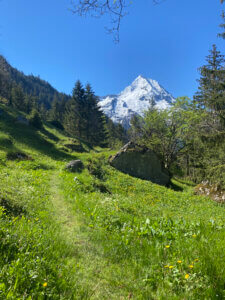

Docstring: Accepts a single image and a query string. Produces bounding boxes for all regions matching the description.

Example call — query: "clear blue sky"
[0,0,224,98]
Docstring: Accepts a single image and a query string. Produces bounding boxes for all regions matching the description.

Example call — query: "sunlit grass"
[0,103,224,299]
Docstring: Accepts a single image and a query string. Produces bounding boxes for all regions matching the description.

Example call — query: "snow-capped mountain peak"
[99,75,175,128]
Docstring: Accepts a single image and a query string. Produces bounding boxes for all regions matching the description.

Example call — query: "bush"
[6,151,32,161]
[86,156,108,180]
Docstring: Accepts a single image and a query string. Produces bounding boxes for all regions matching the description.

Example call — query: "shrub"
[6,151,32,161]
[86,156,107,180]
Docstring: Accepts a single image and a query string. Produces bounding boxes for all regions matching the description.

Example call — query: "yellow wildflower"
[165,245,170,248]
[164,265,169,268]
[177,260,182,264]
[185,274,189,279]
[192,234,197,238]
[189,265,194,268]
[43,282,47,287]
[169,266,174,269]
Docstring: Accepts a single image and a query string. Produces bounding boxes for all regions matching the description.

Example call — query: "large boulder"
[65,160,84,172]
[109,142,170,186]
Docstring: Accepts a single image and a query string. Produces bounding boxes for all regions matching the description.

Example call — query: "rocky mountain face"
[98,75,175,128]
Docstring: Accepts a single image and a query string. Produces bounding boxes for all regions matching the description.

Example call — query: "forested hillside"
[0,55,70,108]
[0,56,127,148]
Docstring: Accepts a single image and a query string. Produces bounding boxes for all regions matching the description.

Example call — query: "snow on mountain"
[98,75,175,128]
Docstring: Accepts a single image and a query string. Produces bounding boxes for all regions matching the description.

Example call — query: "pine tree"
[11,85,25,111]
[218,11,225,39]
[64,80,86,138]
[49,95,61,121]
[194,44,225,124]
[28,109,43,129]
[84,83,108,145]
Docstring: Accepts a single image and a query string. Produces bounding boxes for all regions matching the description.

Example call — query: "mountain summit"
[98,75,175,128]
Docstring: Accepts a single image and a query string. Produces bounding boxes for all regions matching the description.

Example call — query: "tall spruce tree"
[84,83,108,145]
[11,85,25,111]
[64,80,86,138]
[218,11,225,39]
[194,44,225,125]
[49,95,61,121]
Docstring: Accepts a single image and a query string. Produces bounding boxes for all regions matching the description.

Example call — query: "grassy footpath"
[0,104,225,299]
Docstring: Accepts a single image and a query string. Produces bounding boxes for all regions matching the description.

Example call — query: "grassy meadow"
[0,103,224,299]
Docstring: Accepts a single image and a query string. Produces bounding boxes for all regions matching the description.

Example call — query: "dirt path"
[49,171,80,241]
[49,170,113,299]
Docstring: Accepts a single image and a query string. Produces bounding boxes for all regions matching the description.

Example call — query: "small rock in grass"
[65,160,84,172]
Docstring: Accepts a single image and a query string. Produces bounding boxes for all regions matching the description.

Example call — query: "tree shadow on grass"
[168,181,184,192]
[0,110,76,161]
[175,178,196,187]
[41,127,60,142]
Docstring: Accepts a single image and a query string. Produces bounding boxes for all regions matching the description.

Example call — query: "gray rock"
[65,160,84,172]
[109,141,170,186]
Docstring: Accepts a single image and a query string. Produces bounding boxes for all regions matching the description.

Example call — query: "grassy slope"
[0,103,224,299]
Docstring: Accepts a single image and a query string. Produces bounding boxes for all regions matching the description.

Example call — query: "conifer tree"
[64,80,86,138]
[49,95,61,121]
[84,83,108,145]
[194,44,225,125]
[218,11,225,39]
[11,85,25,111]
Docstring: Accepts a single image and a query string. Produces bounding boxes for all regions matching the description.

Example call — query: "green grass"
[0,103,224,299]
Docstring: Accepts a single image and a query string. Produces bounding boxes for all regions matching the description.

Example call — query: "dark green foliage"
[194,45,225,125]
[64,80,85,138]
[84,83,108,145]
[92,181,111,193]
[0,197,26,217]
[105,116,128,148]
[11,85,25,111]
[87,156,108,180]
[218,11,225,39]
[64,81,108,146]
[28,109,43,129]
[6,151,32,161]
